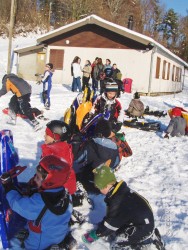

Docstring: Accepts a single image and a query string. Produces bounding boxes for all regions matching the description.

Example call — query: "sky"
[161,0,188,16]
[0,36,188,249]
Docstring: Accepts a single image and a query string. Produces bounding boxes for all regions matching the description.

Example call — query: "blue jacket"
[42,70,53,91]
[6,187,72,250]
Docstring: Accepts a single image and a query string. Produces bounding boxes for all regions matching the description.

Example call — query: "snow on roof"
[15,14,188,67]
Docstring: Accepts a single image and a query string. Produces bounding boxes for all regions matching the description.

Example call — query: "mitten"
[1,172,15,193]
[112,122,122,133]
[82,230,99,244]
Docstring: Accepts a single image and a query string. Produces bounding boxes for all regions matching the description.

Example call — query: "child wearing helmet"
[89,79,124,134]
[164,107,186,138]
[41,63,53,110]
[41,120,76,195]
[82,165,165,250]
[27,120,76,195]
[1,155,73,250]
[125,92,145,118]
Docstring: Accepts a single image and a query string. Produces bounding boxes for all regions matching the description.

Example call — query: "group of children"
[0,66,187,249]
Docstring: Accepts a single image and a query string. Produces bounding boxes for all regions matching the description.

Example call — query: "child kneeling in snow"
[82,165,165,250]
[1,155,73,250]
[164,107,186,138]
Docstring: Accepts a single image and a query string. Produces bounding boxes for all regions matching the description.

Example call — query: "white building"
[14,15,188,95]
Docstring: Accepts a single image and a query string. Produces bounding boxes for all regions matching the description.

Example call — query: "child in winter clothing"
[41,120,76,195]
[41,63,53,110]
[164,107,186,138]
[72,118,120,194]
[126,92,145,117]
[89,79,124,134]
[1,155,73,250]
[82,165,164,250]
[0,73,41,131]
[82,60,92,91]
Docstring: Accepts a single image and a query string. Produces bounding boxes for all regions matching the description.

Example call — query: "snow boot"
[48,232,77,250]
[70,209,86,226]
[7,110,17,125]
[31,119,43,132]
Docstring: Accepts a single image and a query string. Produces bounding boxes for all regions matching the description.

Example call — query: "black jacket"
[73,137,120,193]
[96,181,154,237]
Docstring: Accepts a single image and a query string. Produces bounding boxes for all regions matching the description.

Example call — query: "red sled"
[2,108,28,119]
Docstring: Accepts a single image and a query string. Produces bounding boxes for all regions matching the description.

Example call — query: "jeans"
[72,77,82,92]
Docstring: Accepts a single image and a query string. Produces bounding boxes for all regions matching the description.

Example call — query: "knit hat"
[105,81,118,92]
[93,165,116,190]
[94,119,112,138]
[171,107,182,117]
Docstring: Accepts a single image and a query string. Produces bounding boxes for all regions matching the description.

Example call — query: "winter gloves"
[82,230,99,244]
[112,121,122,133]
[0,172,15,193]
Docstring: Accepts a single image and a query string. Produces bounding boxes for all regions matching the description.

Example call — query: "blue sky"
[161,0,188,16]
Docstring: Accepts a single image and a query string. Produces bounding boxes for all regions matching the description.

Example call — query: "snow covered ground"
[0,36,188,250]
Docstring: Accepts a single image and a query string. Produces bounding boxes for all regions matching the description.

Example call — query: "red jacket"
[41,142,76,195]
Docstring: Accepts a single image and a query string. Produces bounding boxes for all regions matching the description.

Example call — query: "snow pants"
[9,94,35,121]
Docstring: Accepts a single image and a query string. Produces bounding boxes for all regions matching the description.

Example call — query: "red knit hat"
[45,127,61,141]
[171,107,182,117]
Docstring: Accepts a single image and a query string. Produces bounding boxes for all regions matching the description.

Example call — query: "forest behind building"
[0,0,188,63]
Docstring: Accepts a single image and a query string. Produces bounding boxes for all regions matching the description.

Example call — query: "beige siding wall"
[17,50,45,81]
[150,51,184,93]
[46,46,151,92]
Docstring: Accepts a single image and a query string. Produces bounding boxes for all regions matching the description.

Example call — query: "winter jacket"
[96,181,154,238]
[104,65,113,78]
[82,64,92,78]
[166,116,186,137]
[90,93,124,123]
[93,64,104,80]
[112,68,121,80]
[72,63,82,78]
[42,70,53,91]
[127,99,145,117]
[41,142,76,195]
[6,187,72,250]
[73,137,120,193]
[0,74,31,98]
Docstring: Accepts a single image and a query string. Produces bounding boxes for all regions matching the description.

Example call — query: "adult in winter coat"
[72,57,82,92]
[72,119,120,194]
[164,107,186,138]
[91,57,98,91]
[0,73,41,130]
[41,63,53,110]
[126,92,145,117]
[82,60,92,91]
[93,58,104,93]
[82,165,165,250]
[90,79,124,134]
[1,155,73,250]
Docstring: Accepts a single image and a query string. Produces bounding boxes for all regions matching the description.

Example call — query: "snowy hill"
[0,36,188,250]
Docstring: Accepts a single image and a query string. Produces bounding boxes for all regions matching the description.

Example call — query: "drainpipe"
[148,46,157,96]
